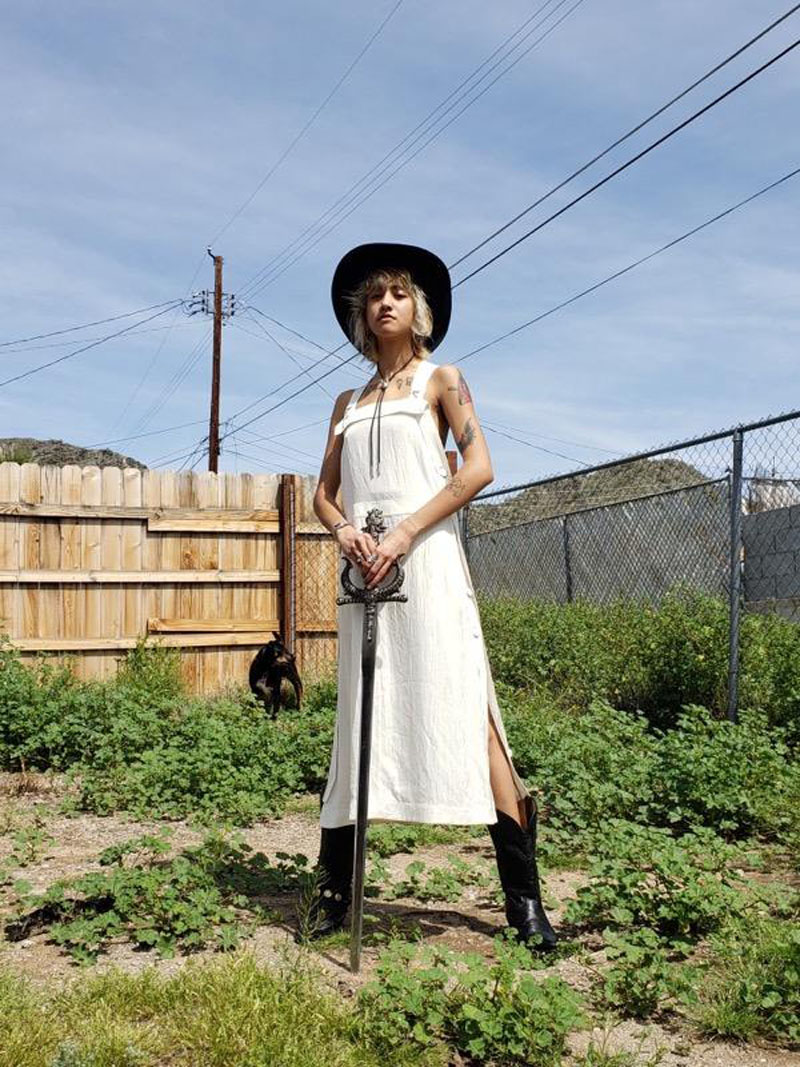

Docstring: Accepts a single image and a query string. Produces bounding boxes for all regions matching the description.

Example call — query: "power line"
[211,447,315,475]
[0,302,182,389]
[128,329,211,434]
[222,340,353,427]
[113,155,800,465]
[116,1,577,456]
[484,418,625,456]
[453,164,800,365]
[482,421,593,467]
[88,417,208,449]
[106,305,192,437]
[0,320,198,356]
[229,317,364,383]
[88,409,329,453]
[237,310,336,400]
[174,7,800,454]
[238,0,585,300]
[449,2,800,272]
[177,436,210,473]
[236,0,564,297]
[210,162,800,442]
[234,426,322,462]
[125,3,403,440]
[234,433,318,465]
[452,36,800,287]
[209,0,404,249]
[0,300,181,349]
[232,324,625,458]
[245,304,363,366]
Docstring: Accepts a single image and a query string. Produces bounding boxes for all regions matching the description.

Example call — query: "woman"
[302,242,557,952]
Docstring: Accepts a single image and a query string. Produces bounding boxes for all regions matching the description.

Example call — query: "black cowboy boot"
[488,795,558,952]
[295,822,355,942]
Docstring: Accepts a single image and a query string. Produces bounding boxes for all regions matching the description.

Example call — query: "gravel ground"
[1,777,798,1067]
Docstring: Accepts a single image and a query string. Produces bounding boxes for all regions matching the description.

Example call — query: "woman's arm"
[361,364,493,587]
[313,390,349,531]
[313,390,380,568]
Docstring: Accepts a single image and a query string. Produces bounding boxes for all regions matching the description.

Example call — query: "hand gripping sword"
[337,507,407,973]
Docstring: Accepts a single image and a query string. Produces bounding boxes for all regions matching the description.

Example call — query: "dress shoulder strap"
[411,358,437,397]
[333,382,368,436]
[345,383,367,412]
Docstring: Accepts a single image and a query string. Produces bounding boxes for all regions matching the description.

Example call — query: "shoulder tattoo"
[446,369,473,406]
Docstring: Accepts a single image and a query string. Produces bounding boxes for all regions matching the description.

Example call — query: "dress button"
[466,589,474,598]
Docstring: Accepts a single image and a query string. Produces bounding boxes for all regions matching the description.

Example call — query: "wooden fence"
[0,462,338,693]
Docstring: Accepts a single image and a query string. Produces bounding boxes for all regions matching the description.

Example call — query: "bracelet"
[332,519,352,534]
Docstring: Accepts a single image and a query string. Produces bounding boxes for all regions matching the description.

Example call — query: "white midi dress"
[319,358,531,828]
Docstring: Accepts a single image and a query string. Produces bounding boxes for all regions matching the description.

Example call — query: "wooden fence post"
[280,473,297,652]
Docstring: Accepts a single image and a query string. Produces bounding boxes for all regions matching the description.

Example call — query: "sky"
[1,0,798,489]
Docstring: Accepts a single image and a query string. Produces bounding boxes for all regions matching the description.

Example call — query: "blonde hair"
[345,269,434,363]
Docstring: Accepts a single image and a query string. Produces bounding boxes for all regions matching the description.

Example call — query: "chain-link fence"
[463,410,800,720]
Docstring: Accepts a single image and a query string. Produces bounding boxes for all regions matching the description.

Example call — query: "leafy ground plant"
[4,831,310,963]
[688,910,800,1046]
[479,588,800,737]
[353,932,585,1066]
[593,927,699,1022]
[0,803,55,895]
[564,820,752,948]
[365,820,483,857]
[365,854,494,903]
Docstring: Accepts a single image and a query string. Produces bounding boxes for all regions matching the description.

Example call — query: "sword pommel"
[362,507,386,542]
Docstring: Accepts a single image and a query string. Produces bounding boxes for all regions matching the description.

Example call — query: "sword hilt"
[337,506,408,607]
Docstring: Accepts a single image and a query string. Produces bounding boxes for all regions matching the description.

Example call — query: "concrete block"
[760,552,796,579]
[743,527,774,555]
[744,508,791,545]
[743,553,764,579]
[744,574,777,600]
[775,569,800,599]
[774,525,800,554]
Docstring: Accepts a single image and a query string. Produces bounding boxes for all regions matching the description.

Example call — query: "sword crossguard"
[337,506,408,606]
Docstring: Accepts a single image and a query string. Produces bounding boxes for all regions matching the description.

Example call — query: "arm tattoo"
[457,417,476,454]
[445,370,473,406]
[446,475,466,498]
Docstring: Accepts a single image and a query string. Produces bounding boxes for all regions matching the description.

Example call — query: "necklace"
[368,353,417,478]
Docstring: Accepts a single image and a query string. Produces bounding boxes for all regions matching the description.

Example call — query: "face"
[364,277,415,343]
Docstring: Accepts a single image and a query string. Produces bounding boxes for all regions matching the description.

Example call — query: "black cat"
[248,634,303,718]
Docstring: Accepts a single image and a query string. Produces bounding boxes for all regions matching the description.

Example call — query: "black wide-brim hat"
[331,242,452,352]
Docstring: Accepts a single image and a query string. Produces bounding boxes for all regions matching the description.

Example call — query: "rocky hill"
[468,456,713,533]
[0,438,146,470]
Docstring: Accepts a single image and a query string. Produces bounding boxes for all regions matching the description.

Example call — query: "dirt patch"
[1,786,797,1067]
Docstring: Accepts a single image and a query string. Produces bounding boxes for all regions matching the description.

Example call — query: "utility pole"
[208,250,223,473]
[186,252,237,473]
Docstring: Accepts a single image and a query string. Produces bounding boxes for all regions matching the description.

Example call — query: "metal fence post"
[562,514,574,603]
[727,430,744,723]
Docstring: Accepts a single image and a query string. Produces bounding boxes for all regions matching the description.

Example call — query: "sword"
[337,506,407,973]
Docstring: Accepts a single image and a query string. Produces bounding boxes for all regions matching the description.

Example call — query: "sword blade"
[350,599,378,973]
